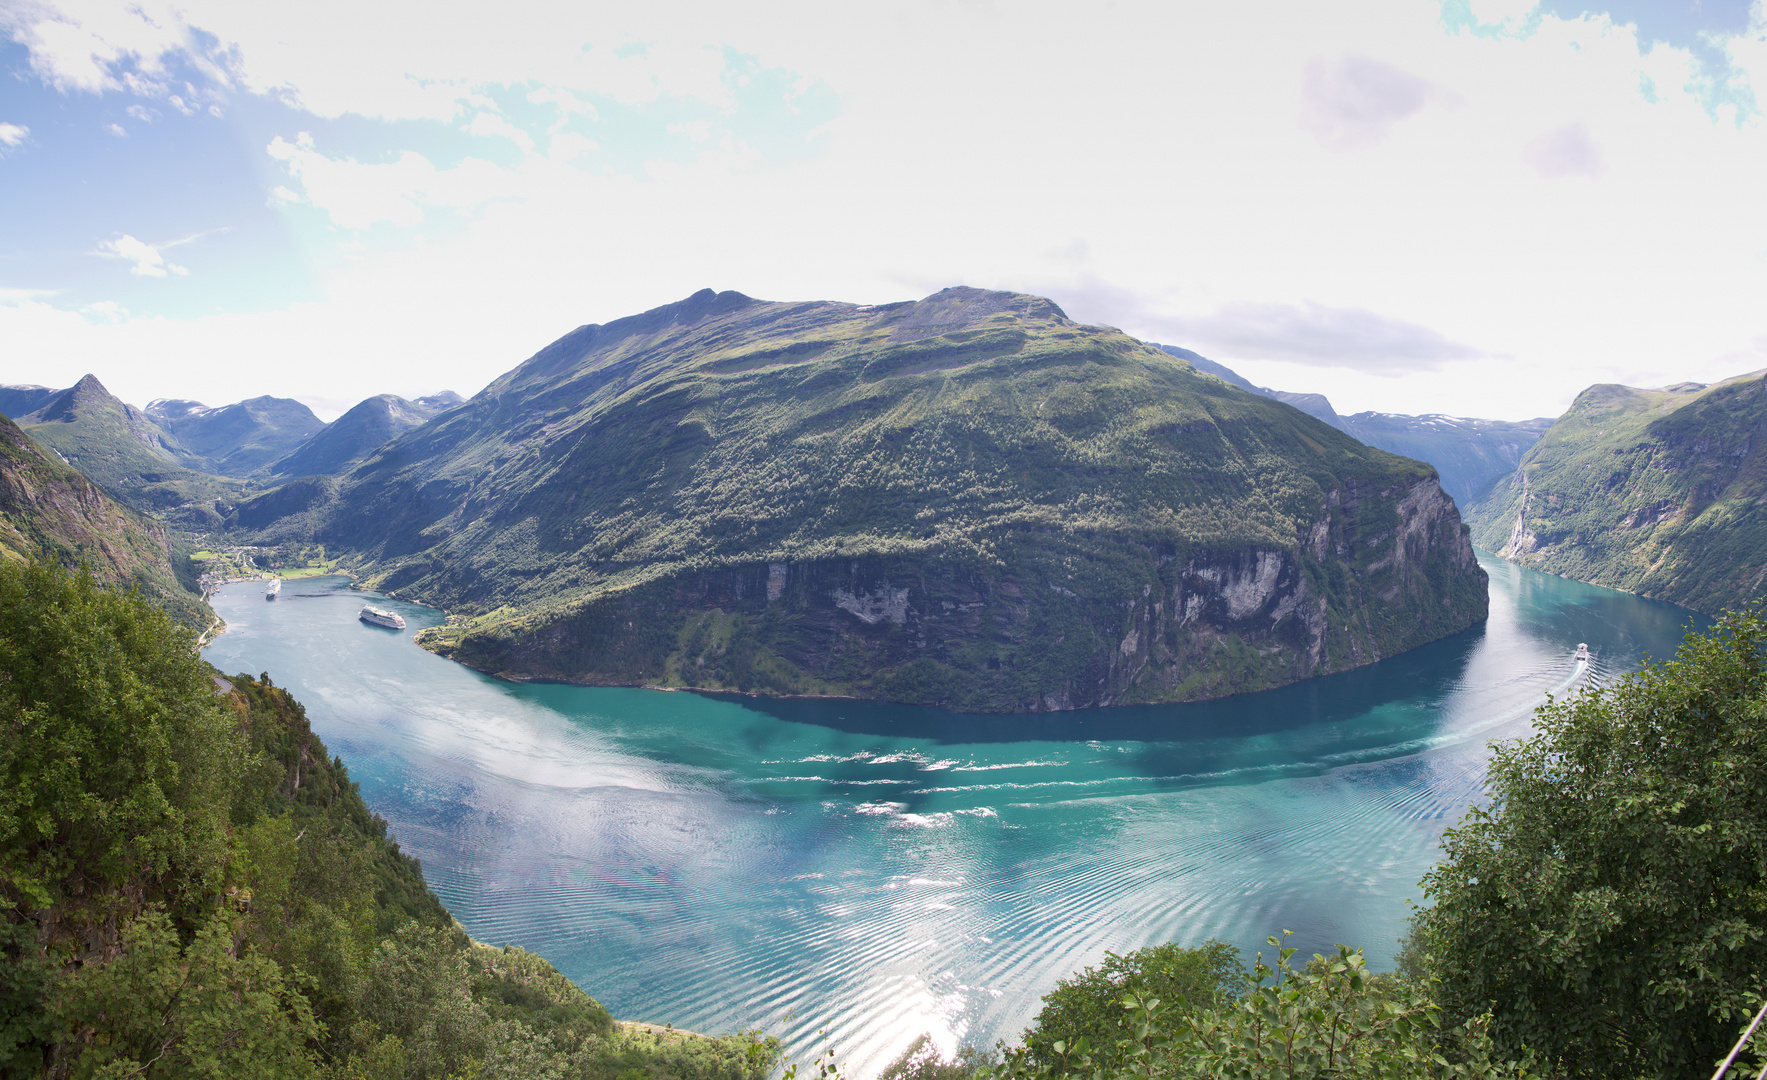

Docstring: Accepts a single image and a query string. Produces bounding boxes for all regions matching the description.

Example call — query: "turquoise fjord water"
[205,552,1703,1077]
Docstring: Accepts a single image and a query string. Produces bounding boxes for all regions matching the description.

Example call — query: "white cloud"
[1301,56,1433,150]
[465,111,535,152]
[667,119,714,144]
[1467,0,1538,29]
[96,234,187,277]
[1,1,214,95]
[5,0,1767,423]
[546,132,599,162]
[266,135,524,230]
[103,121,125,136]
[0,122,28,147]
[1525,122,1603,177]
[81,300,127,321]
[1140,302,1489,375]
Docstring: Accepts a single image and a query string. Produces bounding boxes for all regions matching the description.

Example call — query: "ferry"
[1575,642,1590,662]
[359,605,406,630]
[265,578,281,600]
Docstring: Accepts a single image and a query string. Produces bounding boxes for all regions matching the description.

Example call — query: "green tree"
[1021,939,1244,1070]
[1417,610,1767,1078]
[50,908,319,1079]
[0,560,237,920]
[990,938,1522,1080]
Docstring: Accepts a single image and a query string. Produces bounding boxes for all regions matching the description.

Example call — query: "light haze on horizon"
[2,0,1765,422]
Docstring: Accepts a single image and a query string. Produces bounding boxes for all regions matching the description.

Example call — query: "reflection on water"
[206,552,1705,1077]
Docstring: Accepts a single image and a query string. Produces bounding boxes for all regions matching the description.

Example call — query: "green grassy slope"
[0,412,208,624]
[243,287,1487,711]
[18,374,253,524]
[1466,370,1767,615]
[1155,347,1551,506]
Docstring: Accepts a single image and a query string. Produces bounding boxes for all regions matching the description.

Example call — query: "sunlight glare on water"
[204,552,1704,1077]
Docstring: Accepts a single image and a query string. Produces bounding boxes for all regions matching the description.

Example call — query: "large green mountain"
[15,375,251,525]
[1158,347,1551,506]
[1466,370,1767,616]
[267,391,462,478]
[243,287,1487,711]
[0,412,207,623]
[145,394,327,476]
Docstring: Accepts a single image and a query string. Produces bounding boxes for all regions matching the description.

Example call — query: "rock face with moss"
[1467,370,1767,616]
[259,287,1485,711]
[0,412,207,624]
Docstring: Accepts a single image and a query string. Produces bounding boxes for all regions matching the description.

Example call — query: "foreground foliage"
[1416,609,1767,1078]
[982,939,1523,1080]
[0,559,780,1080]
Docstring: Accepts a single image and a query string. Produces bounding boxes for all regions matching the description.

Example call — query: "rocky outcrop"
[0,414,208,624]
[421,472,1483,713]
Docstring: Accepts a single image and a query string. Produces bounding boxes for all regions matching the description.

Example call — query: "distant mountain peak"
[883,287,1070,344]
[30,374,123,424]
[146,398,211,421]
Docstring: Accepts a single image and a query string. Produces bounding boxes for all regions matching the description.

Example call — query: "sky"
[2,0,1766,421]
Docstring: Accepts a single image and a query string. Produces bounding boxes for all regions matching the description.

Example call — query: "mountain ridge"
[1465,369,1767,615]
[238,286,1488,712]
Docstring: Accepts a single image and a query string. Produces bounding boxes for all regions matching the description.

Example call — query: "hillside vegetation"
[1157,347,1551,506]
[0,413,206,625]
[0,559,779,1080]
[12,375,252,527]
[238,287,1487,712]
[1467,370,1767,615]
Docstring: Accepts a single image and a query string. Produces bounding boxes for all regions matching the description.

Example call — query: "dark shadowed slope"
[146,394,327,476]
[0,384,59,418]
[268,392,460,478]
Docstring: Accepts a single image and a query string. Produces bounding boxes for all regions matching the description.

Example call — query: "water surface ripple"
[205,553,1703,1076]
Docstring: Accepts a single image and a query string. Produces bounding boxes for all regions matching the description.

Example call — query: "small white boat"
[265,578,281,600]
[1575,642,1590,662]
[359,605,406,630]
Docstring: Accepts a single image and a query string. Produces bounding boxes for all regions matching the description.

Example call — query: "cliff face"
[1467,370,1767,616]
[423,473,1482,712]
[258,286,1488,712]
[0,414,208,624]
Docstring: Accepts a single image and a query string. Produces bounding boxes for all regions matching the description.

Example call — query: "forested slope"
[0,560,778,1080]
[1467,370,1767,615]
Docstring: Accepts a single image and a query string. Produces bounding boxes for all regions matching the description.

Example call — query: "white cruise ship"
[359,605,406,629]
[265,578,281,600]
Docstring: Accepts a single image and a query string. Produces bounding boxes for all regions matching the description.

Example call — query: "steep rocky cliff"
[247,287,1486,711]
[1467,370,1767,615]
[0,413,207,624]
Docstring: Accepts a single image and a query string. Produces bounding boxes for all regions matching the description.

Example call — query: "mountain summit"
[245,287,1487,711]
